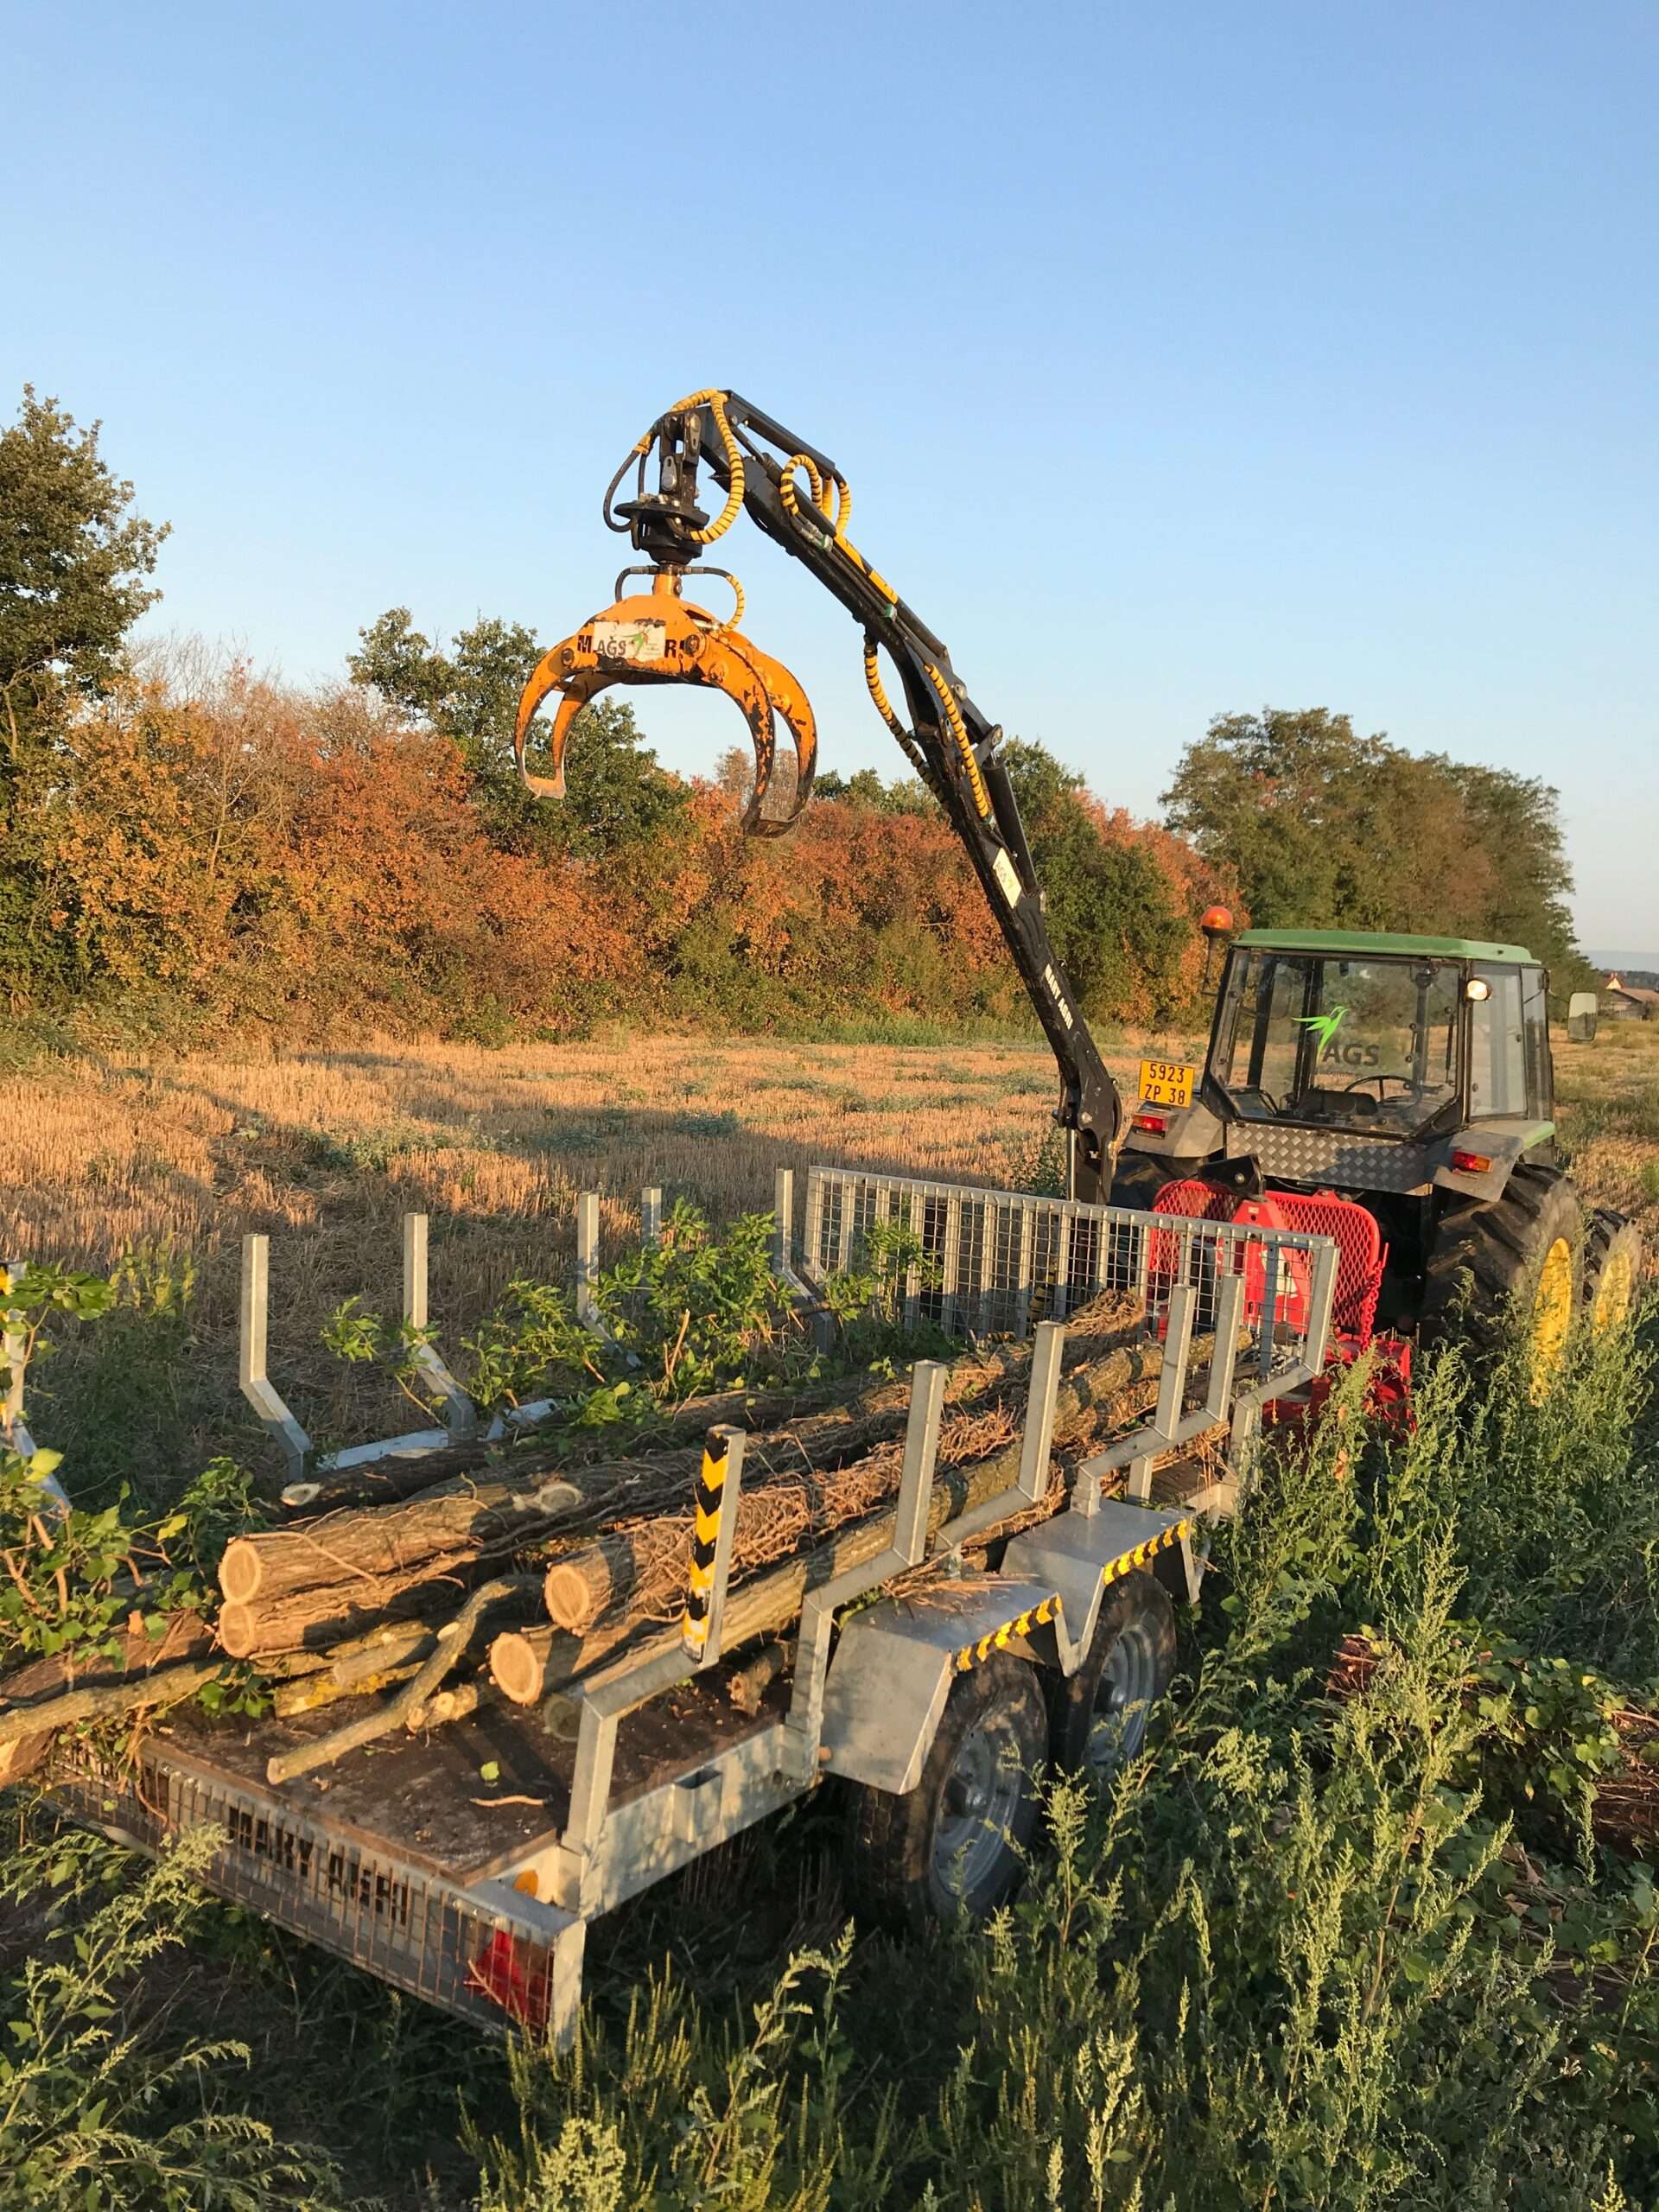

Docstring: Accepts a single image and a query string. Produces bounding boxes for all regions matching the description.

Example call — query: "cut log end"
[542,1553,621,1633]
[491,1629,551,1707]
[217,1537,265,1606]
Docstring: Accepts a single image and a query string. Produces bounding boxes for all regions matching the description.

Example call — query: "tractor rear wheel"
[1419,1163,1584,1396]
[1584,1211,1643,1338]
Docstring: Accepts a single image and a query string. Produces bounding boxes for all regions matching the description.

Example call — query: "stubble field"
[3,1020,1655,1500]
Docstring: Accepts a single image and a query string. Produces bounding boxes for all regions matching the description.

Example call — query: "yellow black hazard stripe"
[680,1434,730,1659]
[1099,1517,1193,1589]
[954,1592,1065,1675]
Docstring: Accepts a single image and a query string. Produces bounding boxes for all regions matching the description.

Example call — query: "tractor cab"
[1207,931,1553,1147]
[1109,930,1635,1389]
[1122,931,1557,1207]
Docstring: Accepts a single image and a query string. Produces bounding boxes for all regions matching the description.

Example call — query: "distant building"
[1604,975,1659,1020]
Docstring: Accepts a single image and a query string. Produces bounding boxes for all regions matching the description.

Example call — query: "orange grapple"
[512,569,817,836]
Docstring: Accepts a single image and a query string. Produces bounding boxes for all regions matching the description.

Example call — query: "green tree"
[0,389,168,762]
[0,388,168,995]
[1427,754,1587,982]
[1001,738,1191,1021]
[349,607,688,860]
[1162,707,1589,979]
[812,766,933,813]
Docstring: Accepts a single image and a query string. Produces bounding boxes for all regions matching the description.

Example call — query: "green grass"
[7,1298,1659,2208]
[783,1010,1041,1046]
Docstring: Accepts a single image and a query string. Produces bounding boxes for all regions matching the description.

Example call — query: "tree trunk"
[276,1369,930,1514]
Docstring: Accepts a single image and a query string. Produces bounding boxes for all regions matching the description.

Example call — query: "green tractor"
[1111,929,1641,1393]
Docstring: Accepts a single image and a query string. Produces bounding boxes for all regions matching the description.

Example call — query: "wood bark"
[0,1656,228,1747]
[491,1333,1173,1706]
[277,1370,884,1514]
[219,1302,1138,1660]
[264,1577,536,1784]
[215,1478,585,1656]
[540,1337,1171,1637]
[0,1612,219,1775]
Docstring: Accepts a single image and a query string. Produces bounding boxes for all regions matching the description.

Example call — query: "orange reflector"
[1452,1148,1493,1174]
[1133,1112,1168,1135]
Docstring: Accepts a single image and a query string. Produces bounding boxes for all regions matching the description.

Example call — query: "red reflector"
[1452,1148,1493,1174]
[467,1929,553,2032]
[1133,1113,1168,1135]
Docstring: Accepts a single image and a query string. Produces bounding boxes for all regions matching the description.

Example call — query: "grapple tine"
[737,639,817,836]
[511,569,816,837]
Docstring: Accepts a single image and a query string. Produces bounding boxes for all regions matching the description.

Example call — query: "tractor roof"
[1234,929,1537,963]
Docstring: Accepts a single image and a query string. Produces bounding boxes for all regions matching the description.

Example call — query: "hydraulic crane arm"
[512,390,1123,1199]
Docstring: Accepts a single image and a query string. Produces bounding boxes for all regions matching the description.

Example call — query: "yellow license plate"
[1138,1058,1196,1109]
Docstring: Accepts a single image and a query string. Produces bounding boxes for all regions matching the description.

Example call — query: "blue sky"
[6,0,1656,954]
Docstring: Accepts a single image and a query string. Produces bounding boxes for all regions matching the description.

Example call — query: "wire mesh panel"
[49,1747,555,2035]
[800,1166,1334,1385]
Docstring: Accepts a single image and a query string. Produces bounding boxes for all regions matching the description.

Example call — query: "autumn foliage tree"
[0,389,168,998]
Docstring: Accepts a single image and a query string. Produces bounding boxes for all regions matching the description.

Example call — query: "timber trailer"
[41,387,1640,2036]
[54,1168,1341,2040]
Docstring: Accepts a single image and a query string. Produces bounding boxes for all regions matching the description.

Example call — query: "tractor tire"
[842,1653,1046,1932]
[1585,1211,1643,1338]
[1419,1162,1584,1395]
[1048,1571,1175,1784]
[1109,1154,1173,1211]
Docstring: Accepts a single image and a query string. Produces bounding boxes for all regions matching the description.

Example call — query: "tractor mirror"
[1567,991,1599,1043]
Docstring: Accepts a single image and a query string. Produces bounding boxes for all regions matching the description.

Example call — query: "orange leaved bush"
[13,660,1231,1041]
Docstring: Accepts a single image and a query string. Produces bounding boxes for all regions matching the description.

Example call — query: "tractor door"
[1467,963,1553,1125]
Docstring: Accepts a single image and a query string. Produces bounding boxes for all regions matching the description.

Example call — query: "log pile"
[4,1291,1203,1784]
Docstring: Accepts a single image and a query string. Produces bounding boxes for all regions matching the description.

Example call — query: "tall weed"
[0,1825,343,2210]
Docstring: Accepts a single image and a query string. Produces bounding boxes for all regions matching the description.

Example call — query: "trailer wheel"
[843,1654,1046,1930]
[1049,1571,1174,1783]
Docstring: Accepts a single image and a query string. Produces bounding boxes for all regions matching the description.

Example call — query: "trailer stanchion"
[2,1257,72,1518]
[682,1427,747,1669]
[785,1360,948,1767]
[575,1192,635,1364]
[1204,1273,1247,1423]
[402,1213,477,1440]
[1127,1283,1196,1503]
[238,1235,313,1480]
[575,1192,602,1335]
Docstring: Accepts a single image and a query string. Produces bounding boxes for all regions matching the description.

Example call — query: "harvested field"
[3,1022,1652,1502]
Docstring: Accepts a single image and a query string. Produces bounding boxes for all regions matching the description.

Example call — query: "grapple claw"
[513,570,817,833]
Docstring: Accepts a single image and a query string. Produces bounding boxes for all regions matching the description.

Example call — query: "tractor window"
[1468,966,1528,1118]
[1214,951,1461,1136]
[1227,955,1306,1108]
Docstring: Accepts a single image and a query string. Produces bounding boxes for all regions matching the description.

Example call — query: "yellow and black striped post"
[681,1425,745,1666]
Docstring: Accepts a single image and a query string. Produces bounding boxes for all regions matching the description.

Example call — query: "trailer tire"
[843,1654,1046,1931]
[1048,1571,1174,1783]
